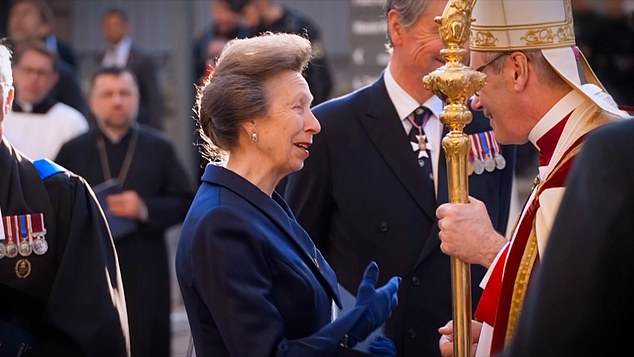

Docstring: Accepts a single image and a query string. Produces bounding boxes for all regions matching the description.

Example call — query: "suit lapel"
[359,78,437,220]
[126,47,138,68]
[202,165,342,307]
[414,125,450,266]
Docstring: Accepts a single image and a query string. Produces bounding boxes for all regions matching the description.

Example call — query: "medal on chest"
[1,213,48,278]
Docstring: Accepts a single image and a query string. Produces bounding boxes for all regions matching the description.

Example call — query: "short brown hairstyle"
[90,66,138,94]
[196,32,312,162]
[11,40,58,72]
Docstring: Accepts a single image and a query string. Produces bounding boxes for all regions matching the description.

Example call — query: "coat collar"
[201,164,342,307]
[360,75,438,220]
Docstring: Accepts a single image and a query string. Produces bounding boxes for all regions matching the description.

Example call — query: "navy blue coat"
[176,165,369,357]
[285,76,516,357]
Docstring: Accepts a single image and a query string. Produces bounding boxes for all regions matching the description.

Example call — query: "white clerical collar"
[383,63,443,120]
[17,101,33,113]
[528,89,586,150]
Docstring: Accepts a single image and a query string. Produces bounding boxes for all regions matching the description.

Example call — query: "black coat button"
[407,328,417,339]
[379,221,389,232]
[411,276,420,286]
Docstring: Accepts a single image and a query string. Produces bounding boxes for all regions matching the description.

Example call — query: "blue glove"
[368,336,396,357]
[348,261,400,344]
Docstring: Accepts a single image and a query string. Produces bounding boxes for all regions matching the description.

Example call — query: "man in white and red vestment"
[435,0,630,356]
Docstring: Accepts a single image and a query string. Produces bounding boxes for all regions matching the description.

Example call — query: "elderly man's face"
[90,72,139,132]
[389,0,447,81]
[12,49,58,105]
[470,51,529,144]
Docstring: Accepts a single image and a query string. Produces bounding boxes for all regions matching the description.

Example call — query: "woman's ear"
[241,119,256,132]
[240,119,257,141]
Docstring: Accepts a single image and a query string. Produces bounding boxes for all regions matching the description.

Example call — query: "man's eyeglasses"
[473,52,511,97]
[474,52,511,73]
[16,66,55,79]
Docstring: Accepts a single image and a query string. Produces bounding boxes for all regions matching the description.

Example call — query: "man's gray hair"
[384,0,431,47]
[483,50,568,90]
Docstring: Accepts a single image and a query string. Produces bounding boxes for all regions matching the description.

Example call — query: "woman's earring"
[250,131,258,143]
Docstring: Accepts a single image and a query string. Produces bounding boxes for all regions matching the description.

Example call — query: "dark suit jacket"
[99,44,164,130]
[498,119,634,357]
[126,46,164,130]
[176,165,370,357]
[285,76,516,357]
[49,57,89,118]
[50,36,78,71]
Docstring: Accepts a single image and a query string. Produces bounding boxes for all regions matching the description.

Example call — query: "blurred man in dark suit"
[245,0,333,106]
[100,8,164,131]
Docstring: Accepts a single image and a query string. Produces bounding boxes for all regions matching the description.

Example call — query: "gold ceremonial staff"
[423,1,484,356]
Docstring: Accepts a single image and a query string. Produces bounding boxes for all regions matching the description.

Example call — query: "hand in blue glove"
[368,336,397,357]
[348,261,400,344]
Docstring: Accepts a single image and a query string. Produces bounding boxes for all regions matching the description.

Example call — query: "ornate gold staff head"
[423,0,485,131]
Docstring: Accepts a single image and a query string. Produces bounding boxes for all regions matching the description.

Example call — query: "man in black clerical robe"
[0,44,129,357]
[56,66,193,357]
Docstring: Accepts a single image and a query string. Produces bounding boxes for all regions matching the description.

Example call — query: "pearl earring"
[250,131,258,143]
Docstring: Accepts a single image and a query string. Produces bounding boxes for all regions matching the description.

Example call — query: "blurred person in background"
[7,0,87,117]
[571,0,602,61]
[100,8,164,131]
[7,0,88,116]
[56,67,193,357]
[590,0,634,107]
[193,0,253,84]
[4,40,87,160]
[192,0,254,182]
[8,0,76,70]
[244,0,333,106]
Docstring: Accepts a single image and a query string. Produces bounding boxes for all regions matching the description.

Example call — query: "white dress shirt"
[384,64,443,196]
